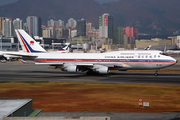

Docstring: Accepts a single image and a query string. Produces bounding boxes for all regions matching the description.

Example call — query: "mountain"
[0,0,116,6]
[0,0,105,26]
[94,0,118,4]
[103,0,180,35]
[0,0,18,6]
[0,0,180,35]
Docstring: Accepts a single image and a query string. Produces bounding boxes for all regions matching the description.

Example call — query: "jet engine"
[64,65,78,72]
[95,67,109,74]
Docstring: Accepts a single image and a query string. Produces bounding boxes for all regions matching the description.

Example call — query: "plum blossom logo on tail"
[30,41,34,45]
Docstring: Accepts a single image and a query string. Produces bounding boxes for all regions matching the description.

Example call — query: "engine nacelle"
[96,67,109,74]
[64,65,78,72]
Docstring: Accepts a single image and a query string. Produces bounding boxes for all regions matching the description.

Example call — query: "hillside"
[0,0,180,35]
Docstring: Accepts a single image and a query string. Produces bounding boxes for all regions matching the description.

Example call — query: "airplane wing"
[35,62,131,68]
[35,62,94,66]
[4,52,38,58]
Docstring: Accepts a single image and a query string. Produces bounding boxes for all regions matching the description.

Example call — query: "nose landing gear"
[155,69,159,76]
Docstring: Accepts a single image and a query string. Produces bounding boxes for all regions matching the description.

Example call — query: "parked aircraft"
[144,45,151,50]
[6,29,177,76]
[0,51,22,61]
[0,41,70,62]
[58,43,70,53]
[166,49,180,55]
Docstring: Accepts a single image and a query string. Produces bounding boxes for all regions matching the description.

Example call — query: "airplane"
[6,29,177,76]
[166,49,180,55]
[0,41,70,62]
[0,51,22,62]
[160,46,180,55]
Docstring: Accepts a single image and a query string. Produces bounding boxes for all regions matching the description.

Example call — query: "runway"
[0,62,180,85]
[1,62,180,120]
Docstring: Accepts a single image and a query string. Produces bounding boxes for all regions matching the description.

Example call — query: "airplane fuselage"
[32,50,177,70]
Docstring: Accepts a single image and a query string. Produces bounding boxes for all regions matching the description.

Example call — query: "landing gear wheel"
[86,70,93,75]
[86,70,99,75]
[155,69,159,76]
[155,73,159,76]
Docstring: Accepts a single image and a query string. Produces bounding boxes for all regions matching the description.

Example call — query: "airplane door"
[136,56,145,69]
[148,56,153,69]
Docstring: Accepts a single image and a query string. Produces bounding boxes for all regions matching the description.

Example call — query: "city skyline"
[0,0,179,35]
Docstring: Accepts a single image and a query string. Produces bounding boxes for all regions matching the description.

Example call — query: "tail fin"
[15,29,46,53]
[145,45,151,50]
[58,43,70,53]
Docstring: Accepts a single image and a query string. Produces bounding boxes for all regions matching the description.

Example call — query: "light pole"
[0,35,2,50]
[52,40,54,50]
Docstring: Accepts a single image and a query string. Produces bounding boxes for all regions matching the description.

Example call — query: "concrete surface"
[0,99,32,120]
[3,117,110,120]
[38,112,180,120]
[0,61,180,85]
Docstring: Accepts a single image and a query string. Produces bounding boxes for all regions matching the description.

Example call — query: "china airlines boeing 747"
[6,29,177,76]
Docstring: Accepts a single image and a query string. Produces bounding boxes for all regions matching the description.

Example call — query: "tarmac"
[38,112,180,120]
[0,61,180,85]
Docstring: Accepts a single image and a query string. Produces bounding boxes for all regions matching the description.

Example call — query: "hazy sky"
[0,0,118,6]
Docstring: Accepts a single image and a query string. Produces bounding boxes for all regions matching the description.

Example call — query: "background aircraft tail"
[15,29,46,53]
[58,43,70,53]
[145,45,151,50]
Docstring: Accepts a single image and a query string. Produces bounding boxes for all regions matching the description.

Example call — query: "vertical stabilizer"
[58,43,70,53]
[15,29,46,53]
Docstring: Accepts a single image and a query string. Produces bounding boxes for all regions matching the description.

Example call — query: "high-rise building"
[3,18,13,37]
[77,19,86,36]
[86,29,99,38]
[13,18,23,36]
[108,15,114,39]
[0,17,5,35]
[99,13,114,40]
[124,27,138,40]
[67,18,77,29]
[26,16,42,37]
[114,26,124,44]
[47,19,55,27]
[43,26,56,38]
[47,19,64,27]
[55,28,63,39]
[86,23,92,36]
[58,20,64,27]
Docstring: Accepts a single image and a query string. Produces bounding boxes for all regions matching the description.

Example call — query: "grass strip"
[0,82,180,113]
[28,110,42,117]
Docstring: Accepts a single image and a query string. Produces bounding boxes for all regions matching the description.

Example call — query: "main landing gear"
[155,69,159,76]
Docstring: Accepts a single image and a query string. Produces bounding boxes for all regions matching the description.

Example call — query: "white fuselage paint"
[30,50,176,70]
